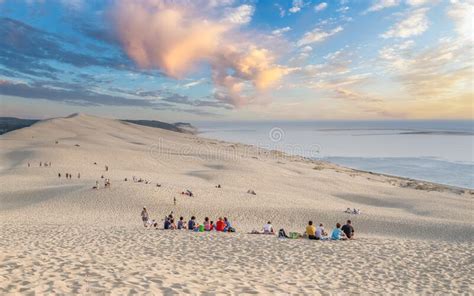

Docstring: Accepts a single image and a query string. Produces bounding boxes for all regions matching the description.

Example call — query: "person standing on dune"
[141,207,149,227]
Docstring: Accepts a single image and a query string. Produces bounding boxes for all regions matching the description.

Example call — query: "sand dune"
[0,113,473,294]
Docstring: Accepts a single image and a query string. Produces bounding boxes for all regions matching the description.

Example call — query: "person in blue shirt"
[188,216,196,230]
[331,223,348,240]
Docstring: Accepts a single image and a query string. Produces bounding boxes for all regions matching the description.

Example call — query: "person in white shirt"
[315,223,328,240]
[263,221,274,234]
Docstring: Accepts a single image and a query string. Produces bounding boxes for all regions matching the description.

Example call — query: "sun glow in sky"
[0,0,472,121]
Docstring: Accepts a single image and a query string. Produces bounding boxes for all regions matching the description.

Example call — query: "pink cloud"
[111,0,287,107]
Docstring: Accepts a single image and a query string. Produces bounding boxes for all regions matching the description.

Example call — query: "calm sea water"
[194,120,474,189]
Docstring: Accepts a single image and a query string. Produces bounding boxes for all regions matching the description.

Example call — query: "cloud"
[447,0,474,41]
[289,0,304,13]
[366,0,400,12]
[224,4,255,25]
[297,26,343,46]
[378,37,473,99]
[0,80,159,107]
[315,2,328,11]
[272,26,291,36]
[112,1,288,107]
[405,0,430,6]
[381,8,429,38]
[274,3,286,17]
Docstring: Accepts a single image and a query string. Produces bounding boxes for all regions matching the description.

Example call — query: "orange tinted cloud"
[112,1,287,107]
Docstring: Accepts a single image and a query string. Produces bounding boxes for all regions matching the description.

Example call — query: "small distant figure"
[216,184,221,188]
[331,223,348,240]
[93,180,99,189]
[177,216,186,230]
[28,162,30,167]
[66,173,69,179]
[263,221,274,234]
[49,162,51,167]
[316,223,328,240]
[247,189,256,195]
[306,221,317,240]
[156,184,161,187]
[345,207,352,214]
[93,162,97,165]
[141,207,149,227]
[77,173,80,179]
[105,165,109,172]
[124,178,128,182]
[39,162,42,167]
[224,217,234,232]
[55,141,59,144]
[188,216,196,230]
[58,173,61,178]
[216,217,226,232]
[181,190,193,197]
[173,196,176,206]
[341,220,355,239]
[101,175,104,179]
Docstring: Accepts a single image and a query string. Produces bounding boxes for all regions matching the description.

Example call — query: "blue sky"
[0,0,472,121]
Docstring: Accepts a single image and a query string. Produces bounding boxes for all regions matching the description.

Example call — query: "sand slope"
[0,113,473,294]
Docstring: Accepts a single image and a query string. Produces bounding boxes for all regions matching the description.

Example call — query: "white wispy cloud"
[289,0,310,13]
[315,2,328,12]
[274,3,286,17]
[406,0,431,6]
[381,8,429,38]
[447,0,474,41]
[272,26,291,36]
[297,26,343,46]
[367,0,400,12]
[225,4,255,24]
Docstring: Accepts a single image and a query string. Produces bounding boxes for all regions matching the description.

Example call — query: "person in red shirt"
[216,217,225,231]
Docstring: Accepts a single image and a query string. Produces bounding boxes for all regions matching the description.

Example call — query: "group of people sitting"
[304,220,355,240]
[141,208,236,232]
[344,208,361,215]
[252,220,355,241]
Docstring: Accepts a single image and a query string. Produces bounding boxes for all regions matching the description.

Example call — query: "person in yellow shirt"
[306,220,317,240]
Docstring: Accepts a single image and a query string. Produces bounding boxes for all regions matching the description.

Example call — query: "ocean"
[194,120,474,189]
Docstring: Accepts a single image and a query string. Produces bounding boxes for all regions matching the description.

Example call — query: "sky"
[0,0,472,121]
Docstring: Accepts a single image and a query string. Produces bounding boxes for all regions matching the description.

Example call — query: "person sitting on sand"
[345,207,352,214]
[216,217,226,231]
[169,218,177,230]
[223,217,235,232]
[263,221,275,234]
[164,217,171,230]
[210,220,215,231]
[204,217,211,231]
[188,216,196,230]
[177,217,187,230]
[58,173,61,178]
[316,223,328,240]
[341,220,355,239]
[306,221,317,240]
[331,223,347,240]
[141,207,149,227]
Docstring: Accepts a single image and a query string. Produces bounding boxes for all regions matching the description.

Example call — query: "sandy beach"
[1,114,473,294]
